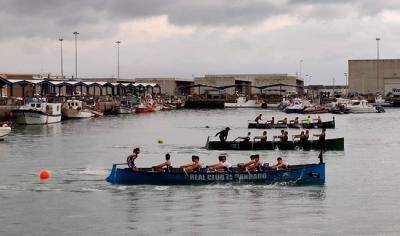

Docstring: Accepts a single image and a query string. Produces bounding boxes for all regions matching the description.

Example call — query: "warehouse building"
[193,74,303,95]
[348,59,400,95]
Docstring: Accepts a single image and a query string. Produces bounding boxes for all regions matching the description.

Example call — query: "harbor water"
[1,109,400,235]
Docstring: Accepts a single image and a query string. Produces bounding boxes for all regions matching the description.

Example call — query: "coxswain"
[305,115,312,124]
[152,153,172,172]
[180,155,203,173]
[207,155,232,173]
[277,117,288,125]
[215,127,230,143]
[126,147,140,171]
[270,157,288,170]
[314,128,326,142]
[236,132,251,143]
[253,131,267,143]
[255,114,263,124]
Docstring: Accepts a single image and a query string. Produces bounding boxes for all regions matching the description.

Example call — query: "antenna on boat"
[318,151,324,164]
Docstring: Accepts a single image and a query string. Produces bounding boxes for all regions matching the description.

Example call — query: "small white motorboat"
[347,100,380,113]
[62,100,93,119]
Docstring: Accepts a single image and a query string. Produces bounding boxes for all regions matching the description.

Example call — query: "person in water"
[207,155,232,173]
[277,117,288,125]
[314,128,326,141]
[255,114,263,124]
[181,155,203,173]
[215,127,230,142]
[236,132,251,143]
[152,153,172,172]
[126,147,140,171]
[253,131,267,143]
[270,157,288,170]
[239,154,262,172]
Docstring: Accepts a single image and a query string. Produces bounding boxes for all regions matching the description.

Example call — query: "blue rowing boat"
[106,154,325,185]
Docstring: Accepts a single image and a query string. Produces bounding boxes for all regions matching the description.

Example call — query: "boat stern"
[106,164,118,184]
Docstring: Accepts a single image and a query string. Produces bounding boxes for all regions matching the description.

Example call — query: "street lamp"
[116,41,121,80]
[376,38,380,92]
[344,72,348,87]
[73,31,79,79]
[59,38,64,79]
[299,59,303,81]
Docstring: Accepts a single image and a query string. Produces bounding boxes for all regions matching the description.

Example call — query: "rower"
[180,155,203,173]
[282,131,289,142]
[314,128,326,142]
[255,114,263,124]
[313,116,322,124]
[207,155,232,173]
[215,127,230,143]
[253,131,267,143]
[303,130,310,142]
[152,153,172,172]
[273,129,285,142]
[267,117,275,124]
[277,117,288,125]
[292,131,305,141]
[240,154,262,172]
[236,132,251,143]
[290,117,299,124]
[126,147,140,171]
[270,157,288,170]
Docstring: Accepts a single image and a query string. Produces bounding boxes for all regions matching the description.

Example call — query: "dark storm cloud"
[1,0,400,39]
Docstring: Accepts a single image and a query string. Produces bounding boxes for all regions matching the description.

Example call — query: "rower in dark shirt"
[314,128,326,141]
[236,132,251,143]
[267,117,275,124]
[254,131,267,143]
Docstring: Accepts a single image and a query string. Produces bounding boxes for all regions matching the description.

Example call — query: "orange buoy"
[39,170,50,180]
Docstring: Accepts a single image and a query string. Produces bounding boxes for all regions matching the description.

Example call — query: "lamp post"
[73,32,79,79]
[344,72,348,87]
[116,41,121,80]
[376,38,380,93]
[59,38,64,79]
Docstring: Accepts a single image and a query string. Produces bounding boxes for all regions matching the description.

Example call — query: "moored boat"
[248,118,335,129]
[62,99,93,119]
[106,154,325,185]
[206,137,344,151]
[0,124,11,140]
[346,100,381,113]
[135,94,160,113]
[12,98,62,125]
[224,95,263,108]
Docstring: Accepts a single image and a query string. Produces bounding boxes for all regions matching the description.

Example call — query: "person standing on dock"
[255,114,263,124]
[215,127,230,143]
[126,148,140,171]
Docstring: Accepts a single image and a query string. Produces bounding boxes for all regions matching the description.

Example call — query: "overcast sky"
[1,0,399,84]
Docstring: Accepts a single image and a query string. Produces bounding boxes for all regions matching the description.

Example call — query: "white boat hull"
[62,109,93,119]
[348,107,378,113]
[0,127,11,140]
[116,107,133,114]
[14,110,62,125]
[224,100,262,108]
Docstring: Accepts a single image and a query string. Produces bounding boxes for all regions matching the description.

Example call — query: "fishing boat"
[62,100,93,119]
[370,95,393,107]
[106,154,325,185]
[114,98,139,114]
[248,118,335,129]
[135,94,160,113]
[12,98,62,125]
[206,137,344,151]
[0,125,11,140]
[302,105,327,114]
[224,95,263,108]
